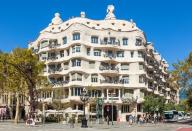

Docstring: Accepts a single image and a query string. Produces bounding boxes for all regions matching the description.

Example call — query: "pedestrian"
[139,115,144,125]
[106,116,109,125]
[69,117,75,128]
[129,115,133,127]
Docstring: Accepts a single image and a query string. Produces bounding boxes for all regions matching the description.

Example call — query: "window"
[88,90,101,97]
[121,76,129,84]
[139,63,144,70]
[77,73,82,81]
[121,63,129,70]
[91,36,98,43]
[121,105,130,113]
[78,104,83,110]
[49,39,58,47]
[76,46,81,52]
[138,51,143,58]
[67,49,70,56]
[139,75,145,83]
[124,89,133,98]
[73,33,80,40]
[72,59,81,67]
[41,52,47,60]
[71,73,82,81]
[63,37,67,44]
[122,38,128,45]
[131,51,134,58]
[117,51,124,57]
[72,73,76,81]
[136,38,142,46]
[71,87,83,96]
[110,37,116,44]
[89,61,95,69]
[91,74,98,82]
[107,50,113,57]
[94,49,101,56]
[64,62,69,70]
[87,48,90,56]
[72,45,81,53]
[40,40,49,49]
[137,104,142,112]
[60,50,64,57]
[140,91,145,98]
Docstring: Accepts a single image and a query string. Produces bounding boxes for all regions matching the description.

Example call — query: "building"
[28,5,179,122]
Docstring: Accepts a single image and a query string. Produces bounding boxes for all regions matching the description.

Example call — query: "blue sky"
[0,0,191,69]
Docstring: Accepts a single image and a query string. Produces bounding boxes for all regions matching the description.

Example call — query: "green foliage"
[45,114,63,123]
[164,103,176,111]
[0,48,49,114]
[171,52,192,111]
[143,94,165,114]
[46,101,70,110]
[175,100,188,111]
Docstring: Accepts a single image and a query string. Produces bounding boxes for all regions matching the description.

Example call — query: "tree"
[143,94,165,114]
[0,48,48,122]
[171,52,192,111]
[164,102,175,111]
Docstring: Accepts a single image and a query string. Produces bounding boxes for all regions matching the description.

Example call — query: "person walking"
[106,116,110,125]
[128,115,133,127]
[69,117,75,128]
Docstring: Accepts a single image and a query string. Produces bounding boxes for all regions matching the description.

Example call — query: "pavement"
[0,121,192,131]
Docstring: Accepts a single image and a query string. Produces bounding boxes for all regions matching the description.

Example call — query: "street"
[0,122,191,131]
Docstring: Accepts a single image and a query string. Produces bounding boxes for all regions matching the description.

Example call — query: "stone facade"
[27,5,179,122]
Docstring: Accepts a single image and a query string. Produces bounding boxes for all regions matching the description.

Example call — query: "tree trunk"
[14,93,20,124]
[28,82,36,118]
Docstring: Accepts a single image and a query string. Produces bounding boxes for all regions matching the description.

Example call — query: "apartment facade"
[27,5,179,121]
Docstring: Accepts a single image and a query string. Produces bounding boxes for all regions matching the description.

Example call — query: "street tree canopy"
[0,48,49,120]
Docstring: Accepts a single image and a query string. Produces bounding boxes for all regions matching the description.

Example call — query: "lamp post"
[109,92,115,125]
[80,88,89,128]
[135,96,138,123]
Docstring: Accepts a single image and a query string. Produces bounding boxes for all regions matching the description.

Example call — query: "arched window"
[73,32,80,40]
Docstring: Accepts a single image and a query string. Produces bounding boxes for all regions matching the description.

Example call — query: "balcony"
[32,48,39,53]
[103,54,116,59]
[108,97,119,101]
[50,80,69,87]
[100,79,119,84]
[47,56,58,61]
[147,86,154,92]
[100,39,120,46]
[48,68,63,74]
[49,40,61,49]
[99,66,119,75]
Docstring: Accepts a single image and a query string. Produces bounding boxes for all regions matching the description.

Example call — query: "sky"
[0,0,191,69]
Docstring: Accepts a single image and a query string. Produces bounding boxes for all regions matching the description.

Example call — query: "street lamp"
[80,88,89,128]
[109,92,115,125]
[135,96,138,123]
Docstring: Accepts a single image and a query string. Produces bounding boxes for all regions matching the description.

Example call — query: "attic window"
[52,27,54,30]
[97,24,100,26]
[66,23,69,26]
[87,22,90,24]
[111,23,115,25]
[123,23,126,26]
[58,27,61,30]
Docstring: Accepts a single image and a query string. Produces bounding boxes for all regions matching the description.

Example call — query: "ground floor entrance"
[104,105,117,121]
